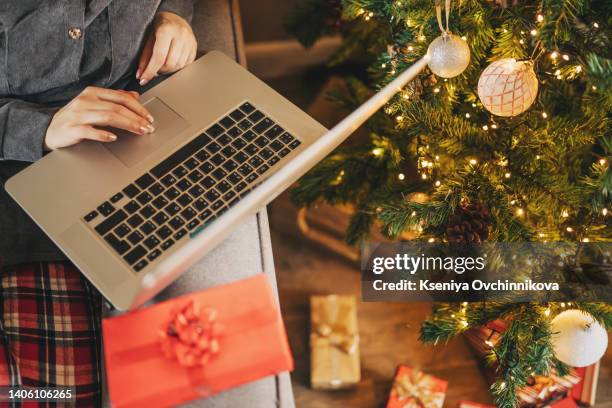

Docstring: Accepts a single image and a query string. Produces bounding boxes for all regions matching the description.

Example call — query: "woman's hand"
[136,11,197,86]
[44,87,155,150]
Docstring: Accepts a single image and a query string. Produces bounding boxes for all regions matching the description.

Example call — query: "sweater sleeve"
[0,99,58,163]
[158,0,195,23]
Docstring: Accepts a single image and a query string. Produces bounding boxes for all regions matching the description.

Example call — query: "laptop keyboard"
[83,102,301,272]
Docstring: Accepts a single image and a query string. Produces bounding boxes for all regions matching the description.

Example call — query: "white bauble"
[551,309,608,367]
[427,34,471,78]
[477,58,538,117]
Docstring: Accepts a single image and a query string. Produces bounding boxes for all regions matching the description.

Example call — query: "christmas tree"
[287,0,611,406]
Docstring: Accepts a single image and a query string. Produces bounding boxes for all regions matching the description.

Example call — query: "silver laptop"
[6,51,429,310]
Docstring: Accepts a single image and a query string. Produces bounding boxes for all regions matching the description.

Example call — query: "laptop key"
[187,219,200,230]
[169,216,185,230]
[254,136,269,148]
[265,125,284,139]
[172,166,188,178]
[242,130,257,142]
[278,147,291,157]
[157,226,173,240]
[127,214,144,228]
[280,133,295,144]
[211,168,227,180]
[220,159,237,173]
[135,173,155,189]
[235,151,249,162]
[220,116,235,129]
[228,172,242,184]
[175,193,191,207]
[231,138,247,149]
[149,183,164,196]
[218,134,232,146]
[268,156,280,166]
[199,209,213,221]
[237,119,252,131]
[140,205,155,219]
[151,133,212,178]
[84,211,98,222]
[124,200,140,214]
[223,191,236,201]
[160,174,176,187]
[124,245,147,265]
[161,239,175,251]
[205,190,220,202]
[200,176,216,188]
[148,249,162,261]
[211,154,225,166]
[98,202,115,217]
[259,148,274,160]
[188,185,204,197]
[95,210,127,236]
[134,259,148,271]
[216,181,231,193]
[136,191,153,205]
[205,124,224,137]
[229,109,246,121]
[246,173,259,183]
[206,142,221,154]
[152,211,169,226]
[105,233,130,255]
[173,228,187,240]
[211,200,223,211]
[289,139,302,149]
[164,187,180,200]
[270,140,284,152]
[221,146,236,158]
[248,111,264,123]
[144,236,160,250]
[238,164,253,176]
[253,118,273,134]
[248,157,263,168]
[127,230,144,245]
[257,164,270,175]
[152,196,168,210]
[194,198,208,211]
[235,182,247,192]
[177,179,192,191]
[227,127,242,137]
[187,170,203,183]
[164,203,181,216]
[110,192,124,203]
[184,157,199,170]
[195,149,210,162]
[123,184,140,198]
[140,221,156,235]
[239,102,255,114]
[199,161,215,174]
[244,144,258,155]
[114,224,130,238]
[181,207,197,221]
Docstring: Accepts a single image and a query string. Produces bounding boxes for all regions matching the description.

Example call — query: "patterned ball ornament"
[427,34,471,78]
[477,58,539,117]
[551,309,608,367]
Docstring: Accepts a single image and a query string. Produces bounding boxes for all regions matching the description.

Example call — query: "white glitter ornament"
[427,34,471,78]
[551,309,608,367]
[477,58,539,117]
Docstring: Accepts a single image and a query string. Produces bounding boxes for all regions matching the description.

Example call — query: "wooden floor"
[268,203,612,407]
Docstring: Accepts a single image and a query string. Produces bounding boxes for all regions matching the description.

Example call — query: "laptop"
[6,51,428,310]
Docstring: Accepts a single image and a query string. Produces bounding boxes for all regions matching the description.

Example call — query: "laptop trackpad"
[103,97,190,167]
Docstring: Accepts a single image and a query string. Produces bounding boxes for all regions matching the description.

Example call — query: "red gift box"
[549,396,579,408]
[103,274,293,408]
[386,365,448,408]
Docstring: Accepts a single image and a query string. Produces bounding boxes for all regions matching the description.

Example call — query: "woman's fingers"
[139,29,172,85]
[79,109,150,135]
[89,101,154,133]
[80,127,118,143]
[137,35,155,80]
[95,88,154,123]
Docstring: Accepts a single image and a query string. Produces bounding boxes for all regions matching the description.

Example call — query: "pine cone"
[445,203,491,243]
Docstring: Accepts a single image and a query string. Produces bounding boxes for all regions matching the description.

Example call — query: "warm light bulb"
[491,124,498,129]
[537,14,544,22]
[396,115,403,122]
[562,54,570,61]
[433,87,440,93]
[530,29,538,36]
[465,113,471,118]
[421,173,427,180]
[372,148,383,156]
[582,237,590,242]
[516,208,525,216]
[482,125,489,130]
[469,159,477,165]
[542,112,548,119]
[461,36,467,41]
[566,227,573,232]
[603,208,609,216]
[504,172,511,178]
[599,158,607,166]
[398,173,405,180]
[435,180,441,186]
[550,51,558,59]
[381,63,387,68]
[561,210,569,218]
[428,237,435,243]
[593,22,599,28]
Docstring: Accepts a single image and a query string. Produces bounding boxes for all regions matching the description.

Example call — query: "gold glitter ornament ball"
[427,34,471,78]
[477,58,539,117]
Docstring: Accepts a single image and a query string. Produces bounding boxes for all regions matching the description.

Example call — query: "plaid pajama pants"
[0,262,102,407]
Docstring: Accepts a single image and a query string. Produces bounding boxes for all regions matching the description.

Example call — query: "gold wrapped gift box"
[310,295,360,389]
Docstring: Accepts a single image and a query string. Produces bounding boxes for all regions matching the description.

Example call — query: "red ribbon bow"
[159,300,223,367]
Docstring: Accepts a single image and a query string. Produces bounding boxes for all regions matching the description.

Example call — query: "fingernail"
[139,126,149,135]
[139,78,148,86]
[136,69,141,79]
[147,114,155,123]
[108,135,117,141]
[146,124,155,133]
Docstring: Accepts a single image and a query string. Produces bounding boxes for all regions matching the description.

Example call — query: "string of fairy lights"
[344,5,610,242]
